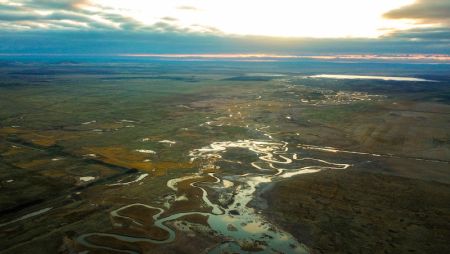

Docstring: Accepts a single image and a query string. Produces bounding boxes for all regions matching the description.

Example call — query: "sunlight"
[94,0,416,37]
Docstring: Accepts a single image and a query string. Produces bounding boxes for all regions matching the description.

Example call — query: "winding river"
[77,138,351,253]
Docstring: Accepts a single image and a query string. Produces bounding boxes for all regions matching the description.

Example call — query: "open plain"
[0,59,449,253]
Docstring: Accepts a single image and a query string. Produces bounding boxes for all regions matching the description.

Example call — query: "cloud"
[384,0,450,24]
[161,16,178,22]
[0,10,113,30]
[20,0,89,10]
[176,5,199,11]
[0,1,448,55]
[191,24,223,34]
[1,30,449,55]
[383,0,450,43]
[0,1,99,29]
[0,0,219,33]
[99,12,144,30]
[0,1,163,31]
[150,22,190,33]
[385,27,450,40]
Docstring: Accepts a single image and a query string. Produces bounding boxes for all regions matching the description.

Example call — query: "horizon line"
[1,53,450,62]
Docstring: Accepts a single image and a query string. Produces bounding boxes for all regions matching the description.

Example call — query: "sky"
[0,0,449,55]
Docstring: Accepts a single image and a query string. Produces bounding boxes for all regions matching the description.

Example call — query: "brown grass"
[83,146,195,175]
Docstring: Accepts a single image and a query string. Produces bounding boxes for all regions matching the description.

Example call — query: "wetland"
[0,58,449,253]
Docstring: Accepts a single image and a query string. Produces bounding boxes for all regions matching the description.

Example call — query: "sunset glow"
[93,0,417,38]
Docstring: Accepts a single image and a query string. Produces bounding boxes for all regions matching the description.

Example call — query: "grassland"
[0,59,449,253]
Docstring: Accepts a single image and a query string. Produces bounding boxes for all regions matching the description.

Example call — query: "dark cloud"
[100,13,144,30]
[384,0,450,24]
[385,27,450,41]
[0,4,24,12]
[0,11,41,21]
[382,0,450,46]
[0,1,94,28]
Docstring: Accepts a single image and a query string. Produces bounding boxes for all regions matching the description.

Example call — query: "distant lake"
[308,74,434,82]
